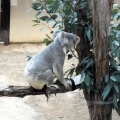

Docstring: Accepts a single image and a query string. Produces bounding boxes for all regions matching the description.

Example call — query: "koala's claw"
[63,81,70,89]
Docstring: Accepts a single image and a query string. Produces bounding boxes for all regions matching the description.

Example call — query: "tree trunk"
[91,0,114,120]
[76,0,114,120]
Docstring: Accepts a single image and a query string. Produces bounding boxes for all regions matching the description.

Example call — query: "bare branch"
[0,77,81,98]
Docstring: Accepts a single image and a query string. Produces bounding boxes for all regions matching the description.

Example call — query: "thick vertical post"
[92,0,114,120]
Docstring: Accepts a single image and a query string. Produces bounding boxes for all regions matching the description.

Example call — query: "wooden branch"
[0,77,82,98]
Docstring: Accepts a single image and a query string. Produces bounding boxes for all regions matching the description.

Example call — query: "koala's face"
[53,31,80,52]
[64,32,80,49]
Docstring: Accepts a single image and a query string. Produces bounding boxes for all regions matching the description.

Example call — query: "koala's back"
[24,40,64,77]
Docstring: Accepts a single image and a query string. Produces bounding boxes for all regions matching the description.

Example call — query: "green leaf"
[46,41,51,46]
[111,46,119,54]
[116,24,120,31]
[115,74,120,82]
[117,66,120,71]
[86,26,92,41]
[112,9,118,17]
[84,74,91,86]
[80,20,86,25]
[110,75,118,81]
[52,0,61,12]
[32,24,39,27]
[112,40,119,46]
[43,38,49,43]
[45,0,54,4]
[102,84,111,100]
[35,11,42,17]
[113,94,118,108]
[46,18,53,23]
[52,21,62,28]
[39,16,49,21]
[81,56,89,64]
[32,19,40,23]
[68,12,77,24]
[110,58,117,69]
[26,55,32,61]
[118,7,120,10]
[51,14,58,20]
[117,16,120,20]
[85,58,94,69]
[113,82,119,93]
[105,74,109,82]
[117,50,120,60]
[32,2,41,11]
[79,2,87,9]
[115,99,120,115]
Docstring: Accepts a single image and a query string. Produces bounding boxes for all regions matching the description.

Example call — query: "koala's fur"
[24,31,80,90]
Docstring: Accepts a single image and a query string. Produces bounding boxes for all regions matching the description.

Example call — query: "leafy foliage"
[31,0,120,115]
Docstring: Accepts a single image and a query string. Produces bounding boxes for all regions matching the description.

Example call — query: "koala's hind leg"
[44,69,54,87]
[28,69,54,90]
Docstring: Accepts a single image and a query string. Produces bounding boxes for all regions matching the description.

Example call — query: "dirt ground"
[0,43,119,120]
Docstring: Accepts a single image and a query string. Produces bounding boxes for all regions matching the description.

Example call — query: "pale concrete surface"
[0,44,119,120]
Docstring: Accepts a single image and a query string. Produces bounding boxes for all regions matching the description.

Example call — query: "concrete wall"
[10,0,55,42]
[10,0,120,43]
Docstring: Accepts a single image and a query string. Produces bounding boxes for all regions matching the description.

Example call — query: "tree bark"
[91,0,114,120]
[76,0,114,120]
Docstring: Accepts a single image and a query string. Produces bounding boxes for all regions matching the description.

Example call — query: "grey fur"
[24,31,80,90]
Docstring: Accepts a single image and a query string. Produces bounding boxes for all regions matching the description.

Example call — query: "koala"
[24,31,80,90]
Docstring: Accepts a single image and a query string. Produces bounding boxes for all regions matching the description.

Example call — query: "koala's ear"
[60,31,68,46]
[53,30,61,38]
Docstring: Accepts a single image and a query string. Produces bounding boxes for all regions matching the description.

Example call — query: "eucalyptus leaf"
[79,2,87,9]
[84,74,91,86]
[35,11,42,17]
[105,74,109,82]
[86,27,91,41]
[81,56,89,64]
[32,24,39,26]
[110,58,117,69]
[115,74,120,82]
[32,19,40,23]
[39,16,49,21]
[112,40,119,46]
[26,55,32,61]
[85,58,94,69]
[51,14,58,20]
[102,84,111,100]
[117,66,120,72]
[113,82,119,93]
[110,75,118,81]
[115,99,120,115]
[113,94,118,108]
[111,46,119,54]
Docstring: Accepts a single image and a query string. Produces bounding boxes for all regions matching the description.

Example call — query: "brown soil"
[0,43,119,120]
